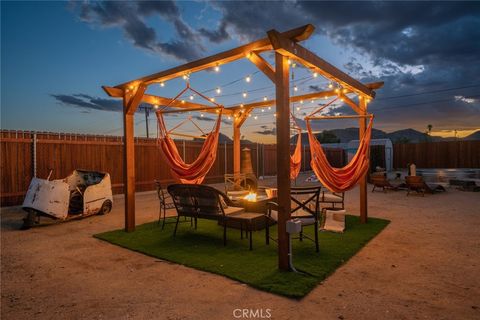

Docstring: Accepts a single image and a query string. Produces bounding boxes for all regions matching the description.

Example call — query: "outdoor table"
[226,212,268,250]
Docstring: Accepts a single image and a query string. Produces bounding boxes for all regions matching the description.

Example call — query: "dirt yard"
[2,175,479,320]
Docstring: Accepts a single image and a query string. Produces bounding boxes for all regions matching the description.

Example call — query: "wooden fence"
[0,130,345,206]
[393,141,480,169]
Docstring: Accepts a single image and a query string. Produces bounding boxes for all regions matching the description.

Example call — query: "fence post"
[32,132,37,177]
[224,142,227,174]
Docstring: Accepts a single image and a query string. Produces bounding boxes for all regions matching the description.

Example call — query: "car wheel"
[98,200,112,215]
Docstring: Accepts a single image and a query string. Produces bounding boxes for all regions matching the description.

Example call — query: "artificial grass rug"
[95,215,389,298]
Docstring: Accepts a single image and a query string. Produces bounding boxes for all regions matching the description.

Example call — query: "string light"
[300,100,304,104]
[335,88,340,93]
[287,58,292,65]
[261,108,265,112]
[359,96,363,100]
[263,96,267,101]
[254,116,258,120]
[311,99,315,103]
[296,106,300,111]
[200,113,204,117]
[210,97,215,102]
[268,106,271,110]
[214,63,220,72]
[313,72,318,78]
[182,74,189,80]
[342,88,348,94]
[248,114,252,118]
[240,104,244,108]
[153,105,159,109]
[245,75,251,83]
[189,95,194,100]
[274,113,277,117]
[242,92,248,98]
[216,87,221,94]
[328,82,333,89]
[160,82,165,87]
[181,100,185,104]
[294,85,298,92]
[228,116,231,120]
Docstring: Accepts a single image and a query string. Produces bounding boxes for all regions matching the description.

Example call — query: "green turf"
[94,215,389,298]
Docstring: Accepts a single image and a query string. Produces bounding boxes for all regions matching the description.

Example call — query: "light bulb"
[296,107,300,111]
[328,82,333,89]
[240,104,244,108]
[216,87,221,94]
[263,96,267,101]
[313,72,318,78]
[254,116,258,120]
[243,92,247,98]
[189,95,194,100]
[245,75,251,83]
[300,100,304,104]
[181,100,185,104]
[268,106,271,110]
[200,113,204,117]
[214,64,220,72]
[294,86,298,92]
[160,82,165,87]
[261,109,265,112]
[210,97,215,102]
[287,58,291,65]
[154,105,159,109]
[343,88,348,93]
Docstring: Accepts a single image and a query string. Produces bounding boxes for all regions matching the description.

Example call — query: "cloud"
[254,126,276,135]
[75,1,204,61]
[51,93,122,112]
[191,115,214,122]
[198,21,230,43]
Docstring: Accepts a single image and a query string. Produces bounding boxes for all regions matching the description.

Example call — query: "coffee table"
[226,212,268,250]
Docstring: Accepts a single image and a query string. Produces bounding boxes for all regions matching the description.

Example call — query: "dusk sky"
[1,1,479,143]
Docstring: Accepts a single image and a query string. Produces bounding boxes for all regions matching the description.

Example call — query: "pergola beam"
[114,24,315,89]
[247,52,275,83]
[228,82,383,111]
[103,86,234,115]
[267,30,375,98]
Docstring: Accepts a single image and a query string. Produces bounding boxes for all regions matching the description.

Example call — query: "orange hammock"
[290,128,302,180]
[156,110,223,184]
[306,117,374,192]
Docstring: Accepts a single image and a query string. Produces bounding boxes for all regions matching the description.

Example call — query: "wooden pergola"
[103,24,383,270]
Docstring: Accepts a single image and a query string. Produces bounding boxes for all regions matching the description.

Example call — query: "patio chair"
[167,184,244,245]
[320,190,345,209]
[155,180,189,229]
[405,176,446,196]
[266,186,321,252]
[370,174,399,193]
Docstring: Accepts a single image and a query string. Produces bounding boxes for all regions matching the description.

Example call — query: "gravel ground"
[1,174,479,320]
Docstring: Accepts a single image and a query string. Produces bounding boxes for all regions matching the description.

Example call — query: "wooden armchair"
[370,174,399,193]
[405,176,446,196]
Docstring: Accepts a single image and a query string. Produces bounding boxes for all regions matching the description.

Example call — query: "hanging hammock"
[306,116,374,192]
[290,124,302,180]
[155,84,223,184]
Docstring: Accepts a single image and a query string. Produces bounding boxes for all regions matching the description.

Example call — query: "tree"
[317,131,340,143]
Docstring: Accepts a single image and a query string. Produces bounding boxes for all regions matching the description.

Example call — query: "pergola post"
[359,98,368,223]
[233,122,241,177]
[122,85,146,232]
[274,52,291,271]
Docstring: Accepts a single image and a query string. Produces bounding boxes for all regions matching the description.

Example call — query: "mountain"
[386,129,431,143]
[463,130,480,140]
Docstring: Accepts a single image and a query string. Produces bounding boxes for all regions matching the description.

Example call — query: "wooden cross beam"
[228,82,383,112]
[114,24,315,89]
[103,86,234,115]
[267,29,375,98]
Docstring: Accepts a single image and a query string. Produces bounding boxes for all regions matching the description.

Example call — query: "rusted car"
[21,170,113,229]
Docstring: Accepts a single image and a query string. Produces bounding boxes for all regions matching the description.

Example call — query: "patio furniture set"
[155,181,345,250]
[370,174,446,196]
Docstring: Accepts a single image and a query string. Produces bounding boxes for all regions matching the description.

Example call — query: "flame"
[243,192,257,202]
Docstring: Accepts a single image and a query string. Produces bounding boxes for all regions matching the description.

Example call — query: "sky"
[1,1,479,143]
